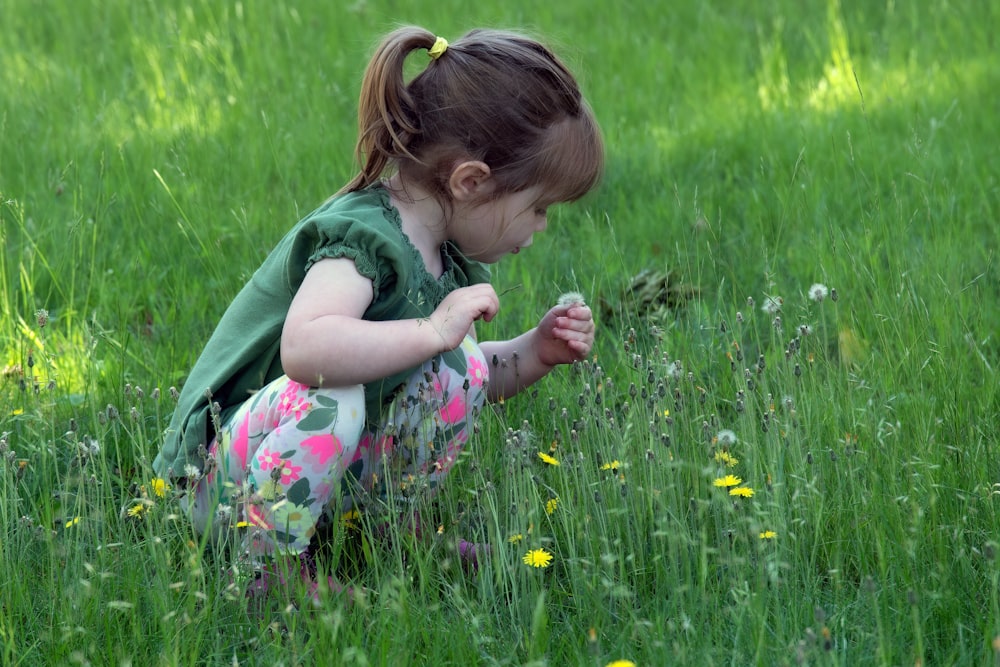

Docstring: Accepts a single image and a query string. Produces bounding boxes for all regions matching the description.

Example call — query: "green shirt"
[154,184,490,479]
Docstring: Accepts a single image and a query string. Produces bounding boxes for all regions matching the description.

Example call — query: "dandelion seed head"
[557,291,586,307]
[761,295,782,314]
[809,283,829,302]
[716,429,737,447]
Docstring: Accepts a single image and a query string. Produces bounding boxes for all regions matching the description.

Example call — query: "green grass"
[2,0,999,664]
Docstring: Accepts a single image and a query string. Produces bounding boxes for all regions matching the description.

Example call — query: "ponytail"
[339,27,437,194]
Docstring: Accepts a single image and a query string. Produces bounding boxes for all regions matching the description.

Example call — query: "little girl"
[154,25,603,605]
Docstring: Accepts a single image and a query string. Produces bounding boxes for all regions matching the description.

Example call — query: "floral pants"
[182,336,488,563]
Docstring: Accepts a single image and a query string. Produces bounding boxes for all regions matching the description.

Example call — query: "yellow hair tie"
[428,36,448,60]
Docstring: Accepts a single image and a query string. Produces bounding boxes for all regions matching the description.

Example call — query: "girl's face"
[450,186,551,263]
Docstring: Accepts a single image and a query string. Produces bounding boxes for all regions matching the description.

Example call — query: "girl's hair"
[339,26,604,206]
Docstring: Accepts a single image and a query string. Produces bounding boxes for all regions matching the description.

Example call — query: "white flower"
[557,291,586,307]
[808,283,829,302]
[761,295,783,315]
[716,429,737,447]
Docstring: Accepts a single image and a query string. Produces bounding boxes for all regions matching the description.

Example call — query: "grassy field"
[2,0,999,664]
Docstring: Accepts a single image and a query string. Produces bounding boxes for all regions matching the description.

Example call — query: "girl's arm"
[281,257,499,387]
[479,302,594,402]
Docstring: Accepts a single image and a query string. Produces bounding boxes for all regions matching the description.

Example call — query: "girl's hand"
[534,301,595,367]
[429,284,500,351]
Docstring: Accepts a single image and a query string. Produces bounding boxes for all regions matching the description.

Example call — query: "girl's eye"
[535,208,548,217]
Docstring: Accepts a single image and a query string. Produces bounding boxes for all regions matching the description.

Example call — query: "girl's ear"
[449,161,494,201]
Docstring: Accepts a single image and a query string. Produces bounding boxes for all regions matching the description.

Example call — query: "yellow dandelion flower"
[508,533,524,544]
[760,530,777,539]
[713,474,742,488]
[127,503,148,519]
[599,460,621,472]
[150,478,170,498]
[605,661,637,667]
[713,451,739,467]
[522,548,554,568]
[729,486,754,498]
[65,516,81,528]
[545,497,559,515]
[340,509,361,530]
[537,452,560,466]
[12,408,24,416]
[235,521,250,529]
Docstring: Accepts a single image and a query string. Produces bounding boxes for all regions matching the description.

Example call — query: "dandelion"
[508,533,524,544]
[65,516,81,528]
[715,429,737,447]
[522,548,554,568]
[713,474,742,488]
[730,486,754,498]
[150,477,170,498]
[713,451,739,467]
[341,509,360,530]
[605,661,637,667]
[808,283,829,302]
[235,521,250,529]
[760,530,777,539]
[127,503,148,519]
[545,497,559,515]
[537,452,560,466]
[761,295,783,314]
[599,460,621,472]
[557,291,586,307]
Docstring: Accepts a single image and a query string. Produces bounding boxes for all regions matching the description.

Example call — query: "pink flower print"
[467,354,488,389]
[278,460,302,485]
[257,447,284,472]
[275,382,310,426]
[302,434,343,470]
[247,503,272,530]
[438,394,467,425]
[230,413,251,469]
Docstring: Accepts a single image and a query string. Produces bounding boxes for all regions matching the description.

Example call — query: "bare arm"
[281,257,500,387]
[480,302,595,402]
